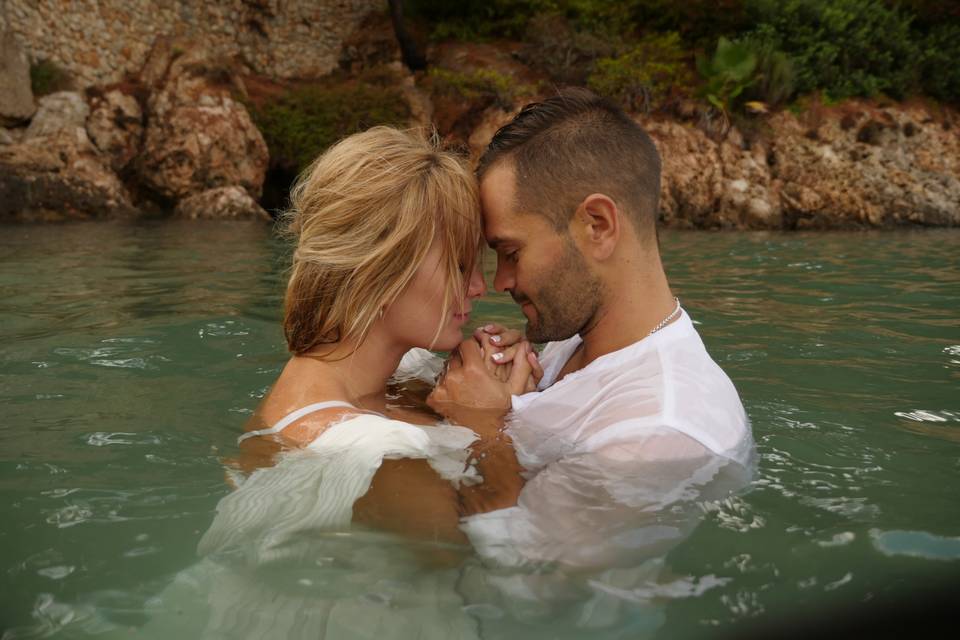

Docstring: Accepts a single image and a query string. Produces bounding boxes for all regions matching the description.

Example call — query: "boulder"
[173,185,271,221]
[0,30,35,126]
[0,135,136,222]
[86,87,144,172]
[24,91,90,141]
[136,45,269,202]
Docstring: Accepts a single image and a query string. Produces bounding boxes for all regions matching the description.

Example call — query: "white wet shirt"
[453,309,755,570]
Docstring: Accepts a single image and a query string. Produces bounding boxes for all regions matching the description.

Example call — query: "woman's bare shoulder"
[278,407,362,446]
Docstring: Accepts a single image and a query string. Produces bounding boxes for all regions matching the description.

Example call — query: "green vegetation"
[429,68,534,110]
[404,0,959,111]
[587,32,692,112]
[744,0,919,100]
[30,59,71,96]
[248,78,409,175]
[696,37,758,114]
[918,23,960,103]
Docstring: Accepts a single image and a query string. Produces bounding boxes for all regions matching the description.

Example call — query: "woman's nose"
[467,265,486,298]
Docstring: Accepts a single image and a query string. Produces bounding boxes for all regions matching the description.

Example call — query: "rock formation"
[0,134,135,222]
[135,45,269,203]
[24,91,89,141]
[174,185,271,221]
[634,101,960,230]
[86,87,144,173]
[0,29,35,126]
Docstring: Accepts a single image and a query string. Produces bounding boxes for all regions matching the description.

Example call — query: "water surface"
[2,223,958,637]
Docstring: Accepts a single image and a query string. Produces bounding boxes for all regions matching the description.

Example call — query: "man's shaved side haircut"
[478,88,662,237]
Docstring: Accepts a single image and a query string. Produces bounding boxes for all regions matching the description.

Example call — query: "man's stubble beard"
[521,238,603,343]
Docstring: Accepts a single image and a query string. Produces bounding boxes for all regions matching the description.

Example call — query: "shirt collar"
[523,308,695,396]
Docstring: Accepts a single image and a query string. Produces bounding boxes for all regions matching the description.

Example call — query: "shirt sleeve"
[460,424,750,570]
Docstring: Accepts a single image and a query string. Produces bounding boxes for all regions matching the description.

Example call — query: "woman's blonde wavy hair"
[281,126,482,356]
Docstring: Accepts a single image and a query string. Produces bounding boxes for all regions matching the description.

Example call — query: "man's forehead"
[480,163,518,242]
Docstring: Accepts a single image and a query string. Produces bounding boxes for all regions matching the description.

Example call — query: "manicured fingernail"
[492,352,504,361]
[490,335,501,343]
[484,324,495,332]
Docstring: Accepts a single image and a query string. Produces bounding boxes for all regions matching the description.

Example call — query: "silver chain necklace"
[649,297,681,335]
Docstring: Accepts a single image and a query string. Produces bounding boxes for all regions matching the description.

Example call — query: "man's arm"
[461,428,752,571]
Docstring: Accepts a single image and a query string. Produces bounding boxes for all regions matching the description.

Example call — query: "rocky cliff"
[0,3,957,228]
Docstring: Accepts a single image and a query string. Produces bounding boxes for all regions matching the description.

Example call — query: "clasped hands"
[426,324,543,434]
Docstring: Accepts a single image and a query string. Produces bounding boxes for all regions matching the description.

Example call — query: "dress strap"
[238,400,358,444]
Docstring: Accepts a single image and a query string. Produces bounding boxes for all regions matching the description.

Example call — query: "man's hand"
[427,337,541,435]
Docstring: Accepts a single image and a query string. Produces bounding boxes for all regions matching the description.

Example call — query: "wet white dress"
[128,409,484,640]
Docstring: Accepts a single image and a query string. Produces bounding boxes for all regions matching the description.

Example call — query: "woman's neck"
[301,326,409,413]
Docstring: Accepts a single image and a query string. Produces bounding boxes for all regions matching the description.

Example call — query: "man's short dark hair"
[478,88,662,236]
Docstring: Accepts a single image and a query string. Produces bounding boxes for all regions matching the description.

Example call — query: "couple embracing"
[194,89,753,637]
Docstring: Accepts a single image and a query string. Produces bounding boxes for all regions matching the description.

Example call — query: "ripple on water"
[85,432,163,447]
[870,529,960,561]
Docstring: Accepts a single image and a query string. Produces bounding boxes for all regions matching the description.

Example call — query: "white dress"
[127,412,484,640]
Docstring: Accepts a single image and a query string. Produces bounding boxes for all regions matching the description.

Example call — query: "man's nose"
[493,263,514,293]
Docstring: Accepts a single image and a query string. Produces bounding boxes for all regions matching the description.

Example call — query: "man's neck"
[563,255,676,377]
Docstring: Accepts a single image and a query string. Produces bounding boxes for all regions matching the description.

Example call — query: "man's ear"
[574,193,619,261]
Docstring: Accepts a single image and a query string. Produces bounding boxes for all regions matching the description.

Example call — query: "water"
[1,222,958,638]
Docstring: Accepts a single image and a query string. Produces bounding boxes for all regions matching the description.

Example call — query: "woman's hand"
[427,338,542,433]
[473,324,542,389]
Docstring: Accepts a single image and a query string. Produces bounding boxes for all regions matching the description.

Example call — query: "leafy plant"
[745,0,921,100]
[697,37,758,114]
[587,32,693,112]
[737,25,796,107]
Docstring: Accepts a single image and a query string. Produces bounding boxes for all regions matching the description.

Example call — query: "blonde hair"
[282,126,482,356]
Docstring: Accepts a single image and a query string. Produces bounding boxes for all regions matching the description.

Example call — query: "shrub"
[628,0,751,48]
[249,78,409,175]
[30,59,71,96]
[697,37,758,114]
[745,0,921,99]
[408,0,552,40]
[520,12,617,85]
[428,67,534,110]
[587,32,693,112]
[918,22,960,103]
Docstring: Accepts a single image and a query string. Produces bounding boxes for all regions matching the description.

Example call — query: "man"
[423,88,754,570]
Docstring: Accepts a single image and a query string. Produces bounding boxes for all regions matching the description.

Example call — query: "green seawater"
[1,222,958,638]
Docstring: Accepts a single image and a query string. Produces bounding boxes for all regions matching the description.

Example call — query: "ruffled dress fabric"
[129,416,483,640]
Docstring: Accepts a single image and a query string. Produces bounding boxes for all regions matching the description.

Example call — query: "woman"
[139,127,539,639]
[212,126,537,547]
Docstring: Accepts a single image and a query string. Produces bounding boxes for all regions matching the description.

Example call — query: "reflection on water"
[2,224,959,638]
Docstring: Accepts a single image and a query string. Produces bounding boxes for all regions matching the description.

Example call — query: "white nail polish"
[490,335,501,343]
[492,352,504,361]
